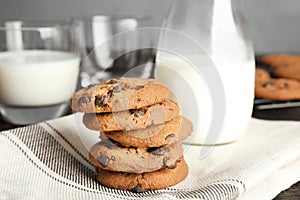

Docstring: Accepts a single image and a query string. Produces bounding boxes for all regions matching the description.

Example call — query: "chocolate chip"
[284,82,289,88]
[110,155,116,161]
[131,85,144,90]
[262,82,272,88]
[95,95,110,106]
[97,155,110,168]
[107,79,118,84]
[77,96,91,106]
[147,146,167,156]
[101,139,120,148]
[100,140,113,148]
[162,157,168,168]
[131,185,148,193]
[168,162,177,169]
[130,109,146,118]
[112,85,124,93]
[165,133,175,141]
[279,82,289,89]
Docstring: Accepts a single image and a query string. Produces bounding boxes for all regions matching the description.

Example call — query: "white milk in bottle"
[156,0,255,144]
[155,56,255,145]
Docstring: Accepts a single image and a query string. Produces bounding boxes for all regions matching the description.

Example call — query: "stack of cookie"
[255,54,300,100]
[70,78,193,192]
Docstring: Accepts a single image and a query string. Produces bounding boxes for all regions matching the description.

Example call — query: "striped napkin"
[1,113,300,200]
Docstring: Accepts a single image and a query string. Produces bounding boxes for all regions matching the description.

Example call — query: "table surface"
[0,107,299,199]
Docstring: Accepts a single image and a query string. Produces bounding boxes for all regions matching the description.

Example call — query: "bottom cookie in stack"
[96,157,188,192]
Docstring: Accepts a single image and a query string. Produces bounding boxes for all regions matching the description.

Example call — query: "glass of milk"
[155,0,255,145]
[0,21,80,125]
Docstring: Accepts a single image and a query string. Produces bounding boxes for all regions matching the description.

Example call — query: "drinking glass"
[72,15,155,88]
[0,21,80,125]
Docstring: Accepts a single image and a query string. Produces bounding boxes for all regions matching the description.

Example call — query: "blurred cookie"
[260,54,300,67]
[255,68,271,85]
[96,157,188,192]
[260,54,300,81]
[83,99,179,132]
[104,116,193,148]
[255,77,300,100]
[89,140,183,173]
[70,78,170,113]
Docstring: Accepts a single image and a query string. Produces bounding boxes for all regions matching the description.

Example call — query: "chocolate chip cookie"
[103,116,193,148]
[83,99,179,132]
[255,69,300,100]
[89,140,183,173]
[260,54,300,81]
[96,157,188,192]
[255,68,271,85]
[71,78,170,113]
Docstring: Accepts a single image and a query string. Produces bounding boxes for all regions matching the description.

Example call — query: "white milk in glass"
[155,57,254,144]
[0,50,80,124]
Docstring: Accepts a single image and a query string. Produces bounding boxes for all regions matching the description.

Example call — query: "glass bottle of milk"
[155,0,255,145]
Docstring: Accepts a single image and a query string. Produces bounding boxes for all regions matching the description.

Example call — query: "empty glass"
[72,16,155,88]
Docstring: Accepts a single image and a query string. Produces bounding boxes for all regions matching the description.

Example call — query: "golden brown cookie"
[89,140,183,173]
[104,116,193,148]
[255,77,300,100]
[260,54,300,81]
[83,99,179,132]
[96,157,188,192]
[70,78,170,113]
[260,54,300,67]
[255,68,271,85]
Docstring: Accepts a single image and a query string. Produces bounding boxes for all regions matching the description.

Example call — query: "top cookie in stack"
[70,78,193,192]
[71,78,171,113]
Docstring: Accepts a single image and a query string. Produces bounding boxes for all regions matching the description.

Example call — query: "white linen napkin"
[0,113,300,200]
